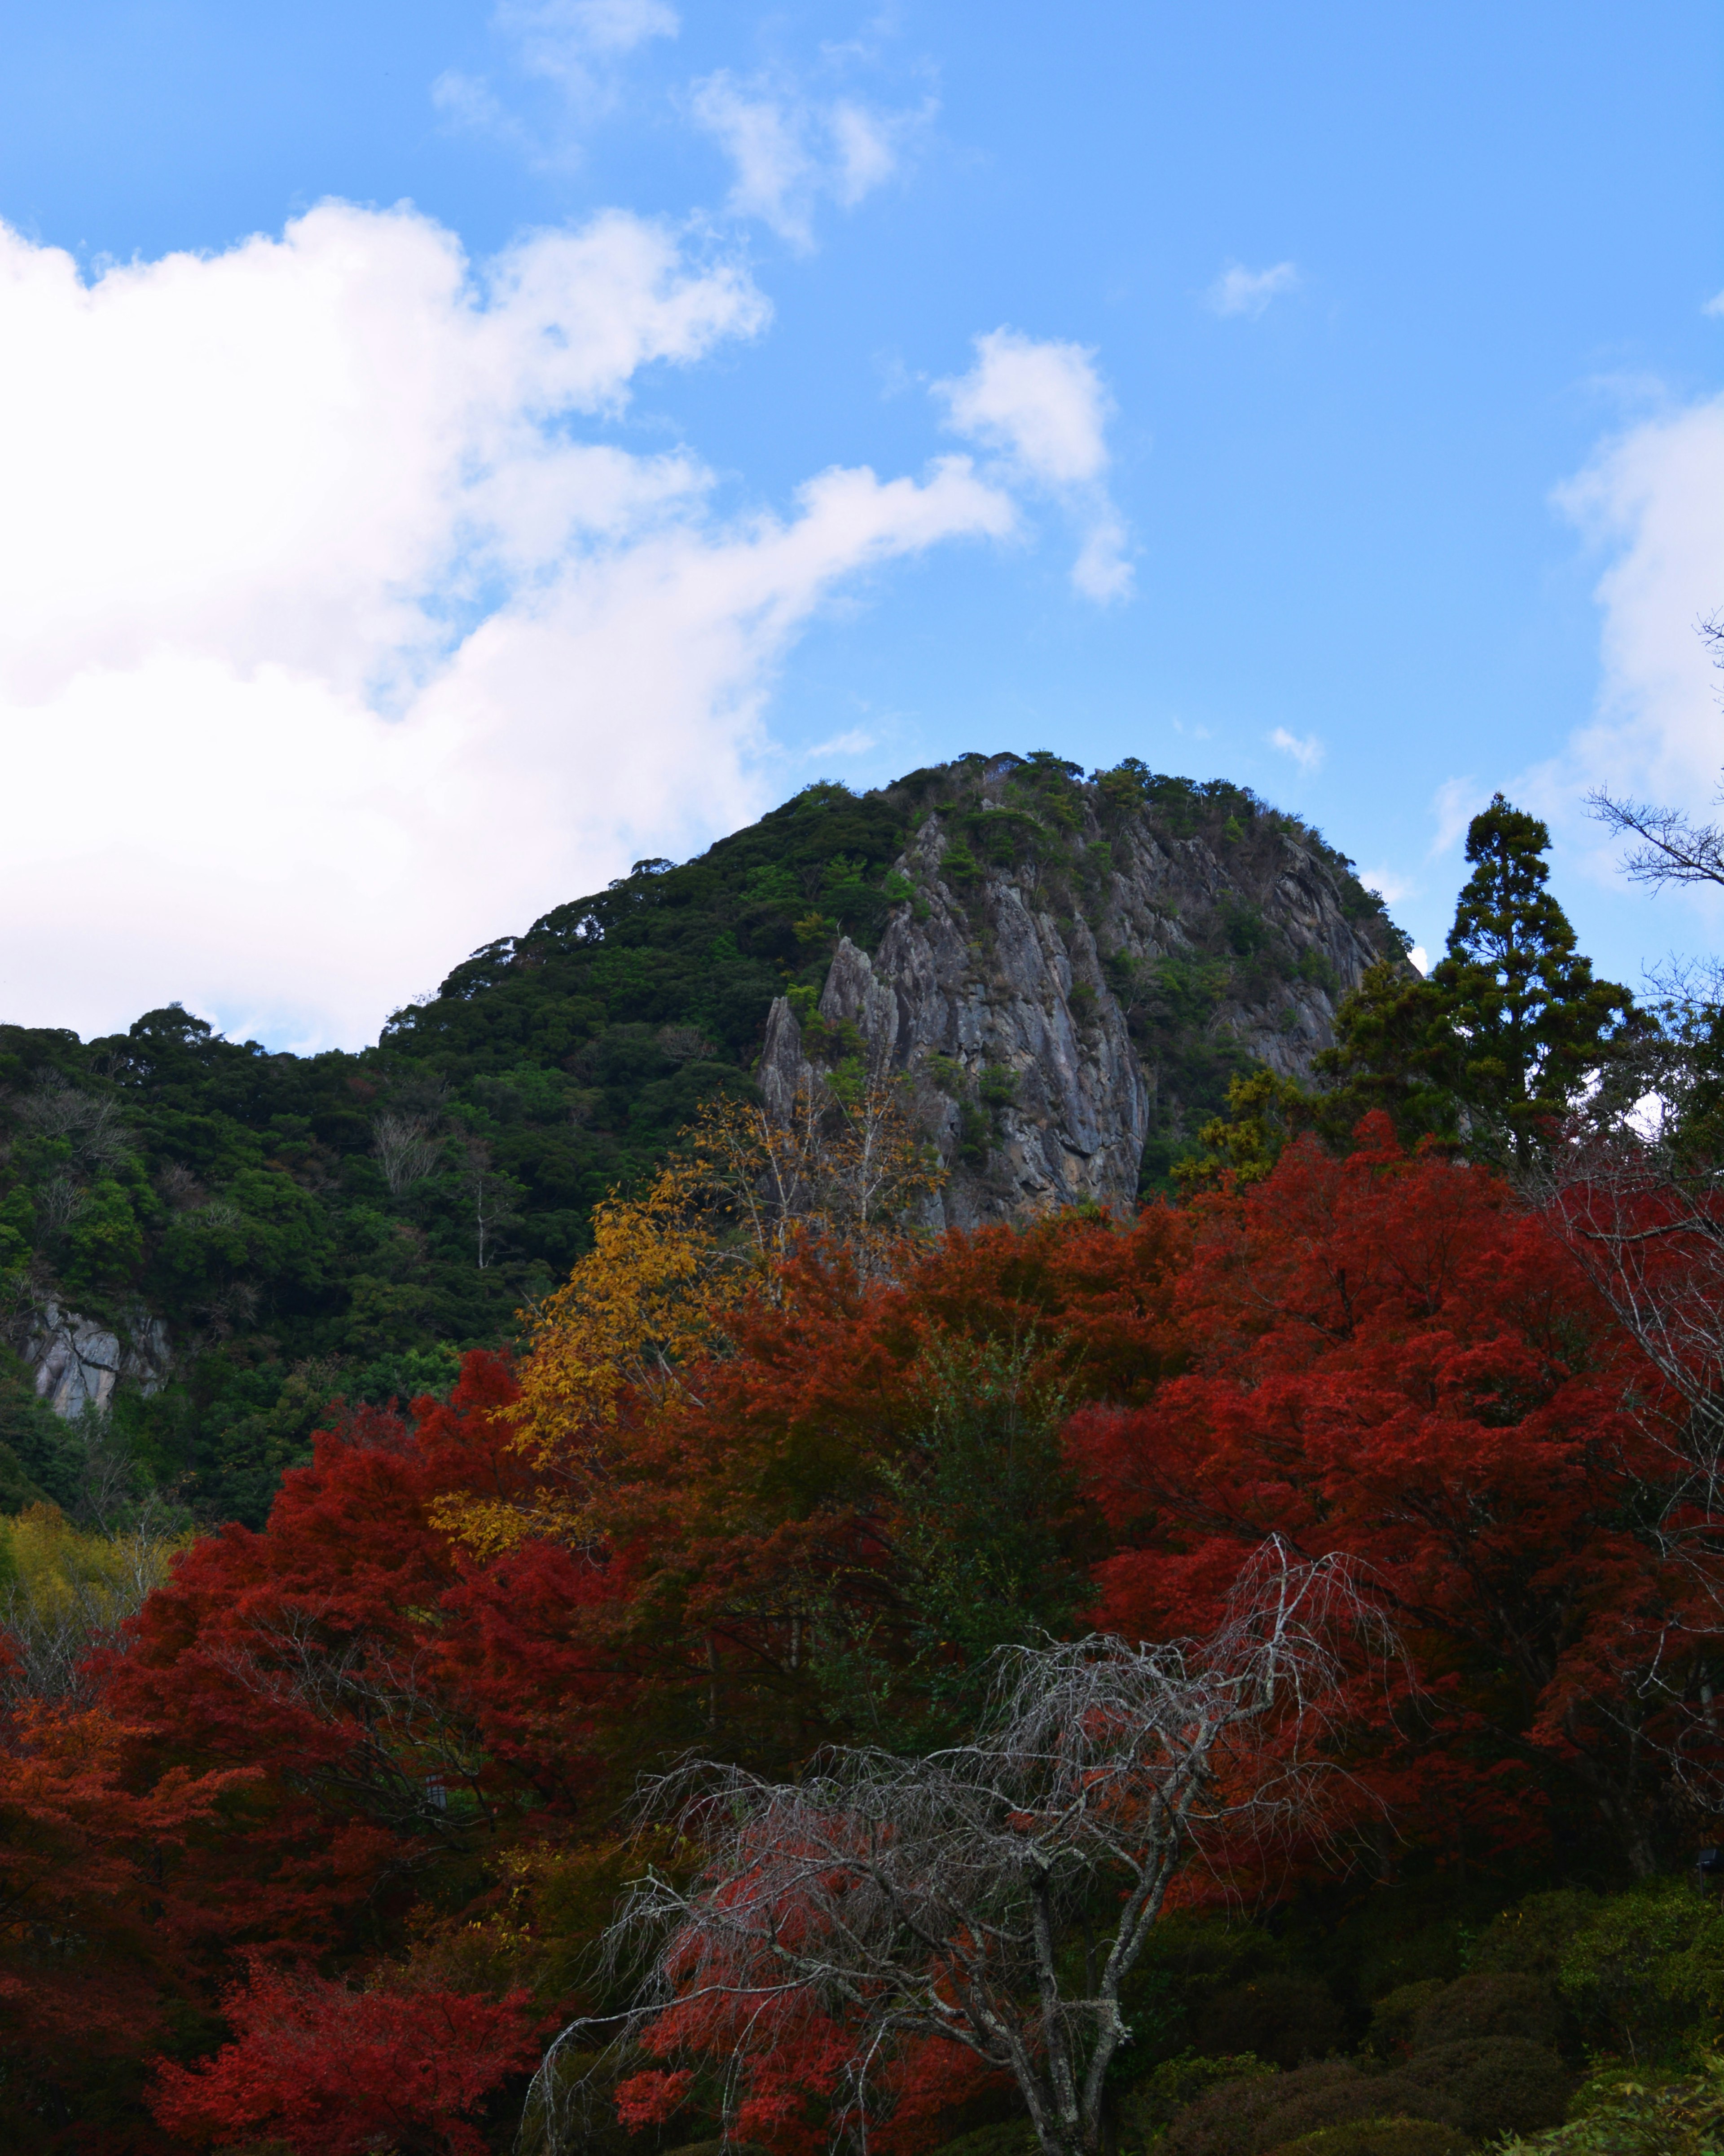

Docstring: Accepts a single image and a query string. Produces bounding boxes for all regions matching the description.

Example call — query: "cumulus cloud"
[1554,394,1724,827]
[0,204,1015,1049]
[689,71,927,248]
[1269,726,1323,772]
[933,329,1133,601]
[1206,260,1300,319]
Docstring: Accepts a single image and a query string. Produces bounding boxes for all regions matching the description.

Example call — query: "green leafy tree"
[1430,794,1638,1163]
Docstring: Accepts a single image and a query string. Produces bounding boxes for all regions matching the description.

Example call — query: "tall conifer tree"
[1431,793,1637,1160]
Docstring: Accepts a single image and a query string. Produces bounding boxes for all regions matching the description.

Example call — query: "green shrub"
[1554,1883,1724,2066]
[1120,2052,1276,2148]
[1365,1984,1446,2059]
[1164,2038,1570,2156]
[1471,1890,1599,1980]
[923,2122,1036,2156]
[1164,2062,1391,2156]
[1495,2052,1724,2156]
[1193,1975,1347,2069]
[1384,2037,1570,2142]
[1408,1973,1564,2054]
[1266,2121,1469,2156]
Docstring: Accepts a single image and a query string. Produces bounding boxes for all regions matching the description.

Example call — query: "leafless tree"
[458,1137,519,1269]
[1525,1118,1724,1808]
[1588,613,1724,892]
[16,1071,134,1173]
[526,1543,1380,2156]
[373,1110,444,1198]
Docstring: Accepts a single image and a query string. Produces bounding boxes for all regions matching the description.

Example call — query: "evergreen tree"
[1429,793,1638,1162]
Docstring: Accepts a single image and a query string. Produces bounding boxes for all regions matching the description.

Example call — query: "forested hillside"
[6,778,1724,2156]
[0,752,1400,1526]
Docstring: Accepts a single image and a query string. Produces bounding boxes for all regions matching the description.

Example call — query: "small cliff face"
[28,1303,171,1418]
[757,758,1402,1226]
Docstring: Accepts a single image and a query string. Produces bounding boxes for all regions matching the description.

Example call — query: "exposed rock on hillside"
[28,1303,171,1418]
[758,755,1404,1225]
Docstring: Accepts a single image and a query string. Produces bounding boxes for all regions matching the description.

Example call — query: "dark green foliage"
[1191,795,1643,1175]
[1267,2121,1469,2156]
[1192,1975,1348,2070]
[1427,795,1641,1162]
[1164,2041,1570,2156]
[0,755,1406,1526]
[0,1356,87,1512]
[1402,1974,1564,2055]
[1118,2053,1278,2150]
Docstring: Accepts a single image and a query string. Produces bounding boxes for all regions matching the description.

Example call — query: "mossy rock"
[1266,2121,1469,2156]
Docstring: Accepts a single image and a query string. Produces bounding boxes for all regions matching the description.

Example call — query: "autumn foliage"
[4,1106,1722,2151]
[148,1959,539,2155]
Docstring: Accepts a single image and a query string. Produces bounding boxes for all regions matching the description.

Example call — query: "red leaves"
[0,1704,255,2062]
[147,1958,538,2155]
[1066,1124,1682,1855]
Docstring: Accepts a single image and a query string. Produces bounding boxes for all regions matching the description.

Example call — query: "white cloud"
[0,204,1015,1049]
[1703,289,1724,318]
[1430,776,1487,857]
[1269,726,1323,772]
[1554,393,1724,824]
[1206,260,1301,319]
[933,328,1133,601]
[1357,865,1413,906]
[1409,945,1430,976]
[689,71,926,249]
[435,0,678,153]
[802,727,877,760]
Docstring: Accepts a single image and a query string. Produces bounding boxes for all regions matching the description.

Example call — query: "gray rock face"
[28,1303,171,1418]
[759,767,1400,1227]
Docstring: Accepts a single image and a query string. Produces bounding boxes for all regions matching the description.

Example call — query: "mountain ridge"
[0,749,1405,1523]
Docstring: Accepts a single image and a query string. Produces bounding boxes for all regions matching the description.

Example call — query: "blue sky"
[0,1,1719,1047]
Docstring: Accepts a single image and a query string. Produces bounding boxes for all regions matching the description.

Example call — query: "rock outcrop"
[28,1304,171,1418]
[758,757,1403,1227]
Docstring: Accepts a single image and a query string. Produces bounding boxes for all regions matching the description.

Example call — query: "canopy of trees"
[6,764,1724,2155]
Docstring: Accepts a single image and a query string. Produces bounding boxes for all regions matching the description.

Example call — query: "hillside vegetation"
[0,752,1396,1526]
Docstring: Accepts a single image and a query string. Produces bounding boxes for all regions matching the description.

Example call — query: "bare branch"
[523,1543,1383,2156]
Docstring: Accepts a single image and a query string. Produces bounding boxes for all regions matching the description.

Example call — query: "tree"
[1068,1117,1699,1875]
[1429,794,1638,1162]
[1588,614,1724,895]
[148,1957,539,2156]
[530,1546,1370,2156]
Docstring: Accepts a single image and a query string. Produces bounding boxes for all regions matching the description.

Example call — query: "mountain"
[0,750,1405,1524]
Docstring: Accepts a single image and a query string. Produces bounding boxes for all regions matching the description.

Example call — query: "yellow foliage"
[432,1079,945,1556]
[0,1501,193,1699]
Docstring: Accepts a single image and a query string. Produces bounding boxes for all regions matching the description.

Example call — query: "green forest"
[0,751,1396,1529]
[7,752,1724,2156]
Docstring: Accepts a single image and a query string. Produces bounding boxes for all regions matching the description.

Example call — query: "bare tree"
[16,1071,134,1173]
[457,1137,519,1269]
[372,1110,444,1198]
[527,1544,1378,2156]
[1525,1119,1724,1815]
[1588,614,1724,891]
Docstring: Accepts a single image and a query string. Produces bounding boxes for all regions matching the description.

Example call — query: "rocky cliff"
[756,753,1405,1225]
